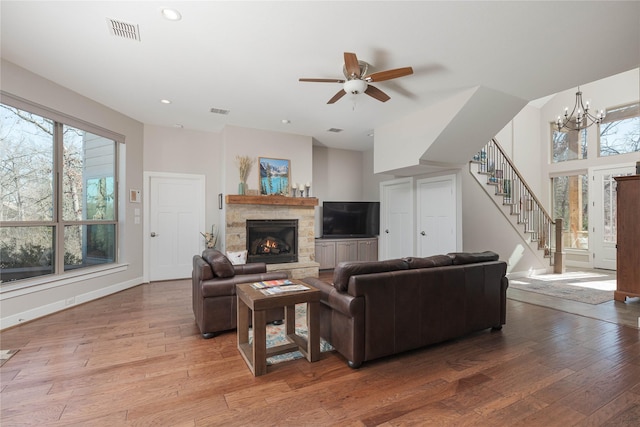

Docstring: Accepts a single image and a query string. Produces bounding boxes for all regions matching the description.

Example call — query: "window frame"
[1,93,123,285]
[598,101,640,158]
[550,172,589,251]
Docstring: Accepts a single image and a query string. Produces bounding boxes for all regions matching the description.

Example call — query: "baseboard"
[0,276,143,330]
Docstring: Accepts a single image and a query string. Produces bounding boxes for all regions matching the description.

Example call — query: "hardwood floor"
[506,268,640,330]
[1,275,640,426]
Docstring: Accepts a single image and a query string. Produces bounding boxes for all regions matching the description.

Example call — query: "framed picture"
[259,157,290,195]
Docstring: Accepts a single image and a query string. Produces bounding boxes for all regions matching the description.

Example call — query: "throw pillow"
[202,249,235,278]
[226,250,247,265]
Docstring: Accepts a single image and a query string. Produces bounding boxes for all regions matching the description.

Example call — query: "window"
[552,126,587,163]
[599,102,640,157]
[1,103,118,283]
[552,174,588,249]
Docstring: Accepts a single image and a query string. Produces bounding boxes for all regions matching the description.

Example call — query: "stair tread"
[471,141,552,267]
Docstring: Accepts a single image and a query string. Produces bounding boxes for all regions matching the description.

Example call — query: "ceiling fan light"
[343,79,367,95]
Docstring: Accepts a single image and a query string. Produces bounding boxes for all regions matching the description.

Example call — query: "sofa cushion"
[403,254,453,269]
[202,249,235,278]
[333,259,408,292]
[447,251,499,265]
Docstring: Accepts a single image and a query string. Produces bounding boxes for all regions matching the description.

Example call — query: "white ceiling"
[2,1,639,152]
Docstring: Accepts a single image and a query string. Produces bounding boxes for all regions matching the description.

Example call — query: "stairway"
[469,139,561,268]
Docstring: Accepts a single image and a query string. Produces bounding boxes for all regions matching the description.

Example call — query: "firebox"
[246,219,298,264]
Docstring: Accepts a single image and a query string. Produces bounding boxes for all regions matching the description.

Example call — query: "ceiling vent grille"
[107,18,141,41]
[327,128,343,133]
[210,108,230,115]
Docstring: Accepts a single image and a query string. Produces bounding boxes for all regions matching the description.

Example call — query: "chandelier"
[556,87,606,131]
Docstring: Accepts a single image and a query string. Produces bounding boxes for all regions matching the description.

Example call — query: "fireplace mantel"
[225,195,318,207]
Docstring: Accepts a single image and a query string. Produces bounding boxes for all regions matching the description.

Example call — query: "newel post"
[553,218,565,274]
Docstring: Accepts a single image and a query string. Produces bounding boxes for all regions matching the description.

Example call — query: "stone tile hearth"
[224,196,319,279]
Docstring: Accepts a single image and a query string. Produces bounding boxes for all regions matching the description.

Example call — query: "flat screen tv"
[322,201,380,238]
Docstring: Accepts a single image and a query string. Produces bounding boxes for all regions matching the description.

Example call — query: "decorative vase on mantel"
[238,182,246,195]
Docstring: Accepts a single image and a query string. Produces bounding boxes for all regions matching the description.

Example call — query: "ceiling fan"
[299,52,414,104]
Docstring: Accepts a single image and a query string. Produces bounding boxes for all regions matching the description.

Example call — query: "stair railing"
[471,138,563,271]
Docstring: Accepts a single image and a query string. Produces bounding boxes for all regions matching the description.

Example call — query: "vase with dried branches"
[235,155,254,195]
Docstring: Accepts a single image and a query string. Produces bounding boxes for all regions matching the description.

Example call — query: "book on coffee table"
[251,279,293,289]
[260,284,309,295]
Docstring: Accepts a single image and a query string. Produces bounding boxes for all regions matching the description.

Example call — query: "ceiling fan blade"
[327,89,347,104]
[344,52,361,78]
[365,85,390,102]
[299,78,345,83]
[365,67,414,82]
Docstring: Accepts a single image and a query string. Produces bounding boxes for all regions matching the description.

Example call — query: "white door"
[417,175,457,257]
[591,166,634,270]
[380,178,413,260]
[147,173,205,281]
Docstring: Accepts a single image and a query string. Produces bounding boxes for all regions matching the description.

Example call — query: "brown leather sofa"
[301,251,508,368]
[192,249,288,338]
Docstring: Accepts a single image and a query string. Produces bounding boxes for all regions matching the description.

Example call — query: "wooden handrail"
[490,138,555,224]
[472,138,563,268]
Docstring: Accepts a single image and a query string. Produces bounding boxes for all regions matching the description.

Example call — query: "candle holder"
[305,185,310,198]
[291,186,297,197]
[299,189,304,197]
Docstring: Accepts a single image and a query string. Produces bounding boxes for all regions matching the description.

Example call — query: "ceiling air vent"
[210,108,230,115]
[107,18,141,41]
[327,128,343,133]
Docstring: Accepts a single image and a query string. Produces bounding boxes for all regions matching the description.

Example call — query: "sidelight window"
[552,174,589,250]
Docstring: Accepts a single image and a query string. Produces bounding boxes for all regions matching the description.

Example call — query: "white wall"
[495,105,544,198]
[312,146,363,201]
[143,125,224,235]
[460,169,547,274]
[363,148,394,201]
[1,60,145,328]
[221,126,313,196]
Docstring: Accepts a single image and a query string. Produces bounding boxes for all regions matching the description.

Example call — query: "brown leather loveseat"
[192,249,288,338]
[302,251,508,368]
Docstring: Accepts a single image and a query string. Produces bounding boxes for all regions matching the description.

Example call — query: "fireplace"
[246,219,298,264]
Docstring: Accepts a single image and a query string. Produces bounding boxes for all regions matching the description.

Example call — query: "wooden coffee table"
[236,280,320,376]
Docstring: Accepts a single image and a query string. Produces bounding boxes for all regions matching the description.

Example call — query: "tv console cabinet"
[315,237,378,270]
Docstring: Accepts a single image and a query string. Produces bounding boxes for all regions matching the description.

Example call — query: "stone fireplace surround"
[225,195,319,279]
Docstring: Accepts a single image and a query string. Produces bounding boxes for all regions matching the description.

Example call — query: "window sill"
[0,263,129,300]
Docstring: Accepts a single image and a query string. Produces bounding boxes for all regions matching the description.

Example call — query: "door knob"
[421,231,426,236]
[150,232,158,237]
[385,229,389,234]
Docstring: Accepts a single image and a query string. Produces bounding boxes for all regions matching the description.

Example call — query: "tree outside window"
[599,102,640,157]
[552,126,587,163]
[1,104,117,283]
[552,174,589,249]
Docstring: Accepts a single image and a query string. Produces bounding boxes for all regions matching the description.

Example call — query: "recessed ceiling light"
[161,8,182,21]
[327,128,343,133]
[281,119,290,124]
[173,124,184,129]
[160,99,171,104]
